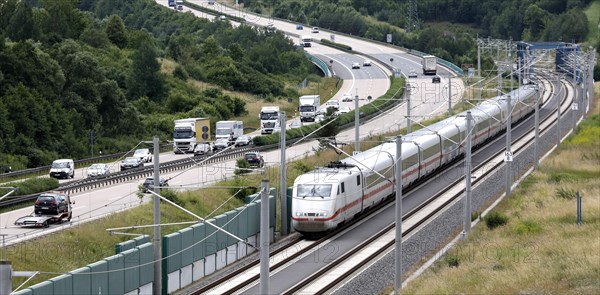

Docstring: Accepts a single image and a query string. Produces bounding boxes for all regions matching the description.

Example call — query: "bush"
[227,177,258,200]
[173,65,189,80]
[234,158,251,175]
[161,189,185,207]
[514,219,542,235]
[554,187,577,200]
[446,255,460,268]
[484,211,509,229]
[0,177,60,197]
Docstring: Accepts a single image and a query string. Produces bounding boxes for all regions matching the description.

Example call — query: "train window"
[357,176,361,186]
[341,182,345,193]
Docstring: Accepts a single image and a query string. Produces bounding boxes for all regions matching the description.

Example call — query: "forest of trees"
[248,0,594,67]
[0,0,315,169]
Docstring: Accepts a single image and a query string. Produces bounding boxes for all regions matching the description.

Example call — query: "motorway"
[0,1,460,247]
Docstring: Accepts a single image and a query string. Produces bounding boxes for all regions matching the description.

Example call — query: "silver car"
[235,135,252,146]
[87,163,110,178]
[133,148,152,163]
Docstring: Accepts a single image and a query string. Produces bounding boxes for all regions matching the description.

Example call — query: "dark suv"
[34,193,70,215]
[244,152,264,168]
[142,177,169,193]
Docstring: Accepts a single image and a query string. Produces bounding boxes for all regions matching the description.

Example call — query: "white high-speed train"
[291,85,540,234]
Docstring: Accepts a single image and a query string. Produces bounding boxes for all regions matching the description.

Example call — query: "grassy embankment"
[401,83,600,294]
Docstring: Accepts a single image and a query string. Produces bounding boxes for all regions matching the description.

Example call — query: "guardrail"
[303,51,331,77]
[0,144,172,182]
[0,144,278,208]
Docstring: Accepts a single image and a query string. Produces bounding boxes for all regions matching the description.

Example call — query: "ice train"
[291,85,540,233]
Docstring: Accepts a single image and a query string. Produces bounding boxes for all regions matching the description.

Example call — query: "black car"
[142,177,169,193]
[244,152,264,168]
[34,193,70,215]
[121,157,143,171]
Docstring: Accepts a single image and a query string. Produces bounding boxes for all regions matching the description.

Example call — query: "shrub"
[161,189,185,207]
[554,187,577,199]
[484,211,509,229]
[227,177,258,200]
[173,65,189,80]
[234,158,251,175]
[514,219,542,235]
[0,177,60,197]
[293,161,313,174]
[446,255,460,268]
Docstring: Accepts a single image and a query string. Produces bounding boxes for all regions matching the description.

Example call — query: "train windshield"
[296,184,332,199]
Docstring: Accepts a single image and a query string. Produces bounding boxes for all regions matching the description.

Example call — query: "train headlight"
[296,212,302,217]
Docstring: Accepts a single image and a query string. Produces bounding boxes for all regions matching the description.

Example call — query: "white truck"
[301,35,312,47]
[173,118,211,154]
[215,121,244,142]
[422,55,437,75]
[299,95,321,122]
[259,106,280,134]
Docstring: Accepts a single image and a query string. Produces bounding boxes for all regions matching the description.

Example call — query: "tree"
[105,14,128,48]
[127,37,166,100]
[6,2,37,41]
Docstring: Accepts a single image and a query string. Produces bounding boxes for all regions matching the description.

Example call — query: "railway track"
[179,75,572,294]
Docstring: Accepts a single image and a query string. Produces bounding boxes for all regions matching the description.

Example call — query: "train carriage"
[292,84,540,234]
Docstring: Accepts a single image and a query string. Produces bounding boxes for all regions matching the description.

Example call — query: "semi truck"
[299,95,321,122]
[215,121,244,142]
[422,55,437,75]
[259,106,280,134]
[173,118,211,154]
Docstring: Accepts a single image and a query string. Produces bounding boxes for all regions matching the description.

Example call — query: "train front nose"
[292,211,334,233]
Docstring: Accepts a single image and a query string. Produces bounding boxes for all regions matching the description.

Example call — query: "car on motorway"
[311,27,319,33]
[244,152,264,168]
[142,177,169,193]
[266,23,276,32]
[194,143,212,156]
[315,114,325,123]
[432,76,441,83]
[34,192,70,216]
[87,163,110,178]
[341,93,353,102]
[235,135,252,146]
[49,159,74,179]
[363,60,372,67]
[219,15,227,21]
[288,120,302,129]
[336,107,351,115]
[351,62,361,69]
[133,148,152,163]
[296,24,303,30]
[120,157,143,171]
[325,99,340,111]
[408,70,418,78]
[213,138,231,151]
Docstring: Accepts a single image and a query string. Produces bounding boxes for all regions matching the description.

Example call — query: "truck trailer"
[299,95,321,122]
[259,106,280,134]
[215,121,244,142]
[173,118,210,153]
[422,55,437,75]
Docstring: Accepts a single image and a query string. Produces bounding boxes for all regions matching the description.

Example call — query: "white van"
[49,159,74,179]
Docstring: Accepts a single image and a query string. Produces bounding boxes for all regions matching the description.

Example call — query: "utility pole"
[152,136,161,295]
[279,112,288,236]
[534,92,540,170]
[557,75,561,149]
[477,36,482,101]
[259,179,270,294]
[0,260,10,295]
[463,111,473,239]
[448,76,452,116]
[406,94,412,134]
[355,95,360,153]
[394,136,403,294]
[505,95,512,198]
